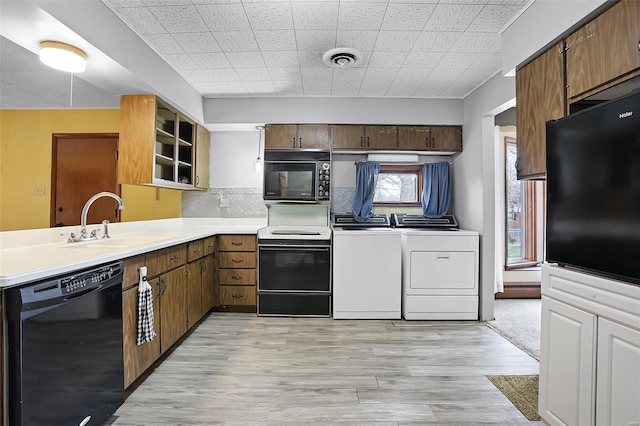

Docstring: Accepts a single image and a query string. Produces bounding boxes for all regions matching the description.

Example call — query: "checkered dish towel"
[136,266,157,345]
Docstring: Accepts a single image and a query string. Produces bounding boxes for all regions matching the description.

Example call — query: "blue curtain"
[422,162,451,218]
[353,161,379,222]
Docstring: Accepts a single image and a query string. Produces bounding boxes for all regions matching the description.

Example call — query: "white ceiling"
[0,0,532,110]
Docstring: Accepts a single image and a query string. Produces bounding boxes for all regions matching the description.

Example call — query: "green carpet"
[486,375,540,421]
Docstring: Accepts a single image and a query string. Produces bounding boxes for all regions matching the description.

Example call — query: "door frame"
[50,133,120,227]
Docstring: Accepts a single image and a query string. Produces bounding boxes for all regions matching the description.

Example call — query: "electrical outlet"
[220,199,229,208]
[34,185,45,196]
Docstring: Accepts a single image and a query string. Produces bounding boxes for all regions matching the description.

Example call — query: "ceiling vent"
[323,48,363,69]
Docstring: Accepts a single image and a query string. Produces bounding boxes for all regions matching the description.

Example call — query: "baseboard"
[496,281,541,299]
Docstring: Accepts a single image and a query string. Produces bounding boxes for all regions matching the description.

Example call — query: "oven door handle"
[259,246,330,252]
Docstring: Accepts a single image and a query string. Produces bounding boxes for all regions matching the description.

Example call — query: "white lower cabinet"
[540,265,640,426]
[596,318,640,426]
[539,296,596,426]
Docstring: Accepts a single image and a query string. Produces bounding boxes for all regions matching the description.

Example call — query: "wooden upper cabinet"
[565,0,640,100]
[430,126,462,152]
[364,126,398,150]
[398,126,430,150]
[119,94,203,189]
[516,42,566,180]
[398,126,462,152]
[194,124,210,190]
[265,124,330,149]
[332,125,365,149]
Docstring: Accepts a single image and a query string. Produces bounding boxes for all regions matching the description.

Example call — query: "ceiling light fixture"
[254,125,264,172]
[322,48,363,69]
[39,41,87,73]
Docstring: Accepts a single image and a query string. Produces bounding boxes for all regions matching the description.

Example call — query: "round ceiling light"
[39,41,87,73]
[322,48,363,69]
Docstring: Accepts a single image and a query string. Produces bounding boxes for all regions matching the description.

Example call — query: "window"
[373,165,423,205]
[505,137,540,268]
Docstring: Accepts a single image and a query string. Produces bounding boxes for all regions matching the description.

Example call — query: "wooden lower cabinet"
[123,278,161,388]
[216,235,257,310]
[159,266,187,353]
[219,285,256,306]
[186,260,203,330]
[201,254,217,315]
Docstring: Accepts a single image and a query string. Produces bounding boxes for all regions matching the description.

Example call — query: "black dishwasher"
[5,261,125,426]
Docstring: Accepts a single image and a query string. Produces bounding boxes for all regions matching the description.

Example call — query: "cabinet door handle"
[196,175,200,186]
[231,259,244,264]
[367,136,370,147]
[292,137,296,147]
[425,136,429,148]
[360,136,364,148]
[432,137,436,149]
[299,137,303,148]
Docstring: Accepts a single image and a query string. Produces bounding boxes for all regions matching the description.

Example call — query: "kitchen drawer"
[219,269,255,286]
[219,285,256,305]
[123,254,146,290]
[203,236,216,256]
[187,239,205,262]
[218,252,256,269]
[218,235,256,252]
[147,244,187,277]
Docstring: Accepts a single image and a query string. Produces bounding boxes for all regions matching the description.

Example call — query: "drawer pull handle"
[231,259,244,263]
[232,294,243,298]
[170,255,180,261]
[231,275,243,280]
[193,248,201,253]
[207,244,215,248]
[231,242,243,246]
[436,256,450,261]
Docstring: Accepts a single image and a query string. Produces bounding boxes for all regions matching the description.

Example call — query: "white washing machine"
[400,228,480,320]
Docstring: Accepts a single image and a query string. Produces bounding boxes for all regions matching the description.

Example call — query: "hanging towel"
[353,161,380,222]
[422,162,452,218]
[136,266,157,346]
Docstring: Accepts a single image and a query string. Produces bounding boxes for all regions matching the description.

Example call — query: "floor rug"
[486,374,540,421]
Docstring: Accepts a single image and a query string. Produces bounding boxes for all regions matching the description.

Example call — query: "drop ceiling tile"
[181,68,240,82]
[197,81,248,96]
[236,67,271,81]
[106,0,146,7]
[488,0,529,5]
[244,81,276,95]
[226,51,266,68]
[467,5,523,32]
[359,80,392,96]
[165,53,200,69]
[403,51,445,68]
[213,31,259,51]
[297,51,326,68]
[381,3,436,30]
[301,67,333,81]
[386,80,421,97]
[425,67,464,82]
[263,51,300,67]
[197,4,251,32]
[469,52,502,69]
[437,0,487,4]
[254,30,297,51]
[413,80,450,97]
[412,32,462,52]
[423,4,483,32]
[394,67,431,82]
[193,0,242,4]
[190,52,232,68]
[295,30,337,52]
[373,31,419,52]
[368,51,407,68]
[148,6,209,33]
[331,67,366,81]
[450,32,500,53]
[336,31,378,52]
[338,3,387,30]
[143,0,192,6]
[364,67,398,81]
[113,7,166,34]
[292,2,339,30]
[331,80,361,96]
[172,32,221,53]
[303,80,332,96]
[436,51,482,69]
[273,80,303,96]
[268,67,302,80]
[244,2,294,30]
[145,34,185,54]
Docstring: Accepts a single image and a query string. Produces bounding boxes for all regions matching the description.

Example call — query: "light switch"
[35,185,46,196]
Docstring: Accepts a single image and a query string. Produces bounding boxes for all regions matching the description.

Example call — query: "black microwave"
[263,149,331,203]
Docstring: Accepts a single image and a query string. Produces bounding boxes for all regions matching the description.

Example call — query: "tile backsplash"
[182,188,267,218]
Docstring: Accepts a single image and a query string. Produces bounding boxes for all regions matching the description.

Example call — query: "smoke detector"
[323,48,363,69]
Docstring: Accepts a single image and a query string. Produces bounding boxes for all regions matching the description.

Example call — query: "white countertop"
[0,218,267,288]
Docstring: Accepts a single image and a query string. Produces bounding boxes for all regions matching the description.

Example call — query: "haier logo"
[619,111,633,119]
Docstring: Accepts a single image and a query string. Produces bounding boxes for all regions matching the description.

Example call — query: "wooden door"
[201,254,216,315]
[332,125,365,150]
[515,42,565,180]
[122,279,161,388]
[297,125,330,149]
[265,124,297,149]
[430,126,462,151]
[398,126,430,150]
[565,0,640,99]
[51,134,119,227]
[186,260,202,329]
[365,126,397,150]
[160,266,187,353]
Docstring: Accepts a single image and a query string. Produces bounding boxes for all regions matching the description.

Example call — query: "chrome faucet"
[68,192,125,243]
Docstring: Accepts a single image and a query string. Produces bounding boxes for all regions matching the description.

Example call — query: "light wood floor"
[111,313,540,425]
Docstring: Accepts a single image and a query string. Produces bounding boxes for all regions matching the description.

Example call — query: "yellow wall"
[0,109,181,231]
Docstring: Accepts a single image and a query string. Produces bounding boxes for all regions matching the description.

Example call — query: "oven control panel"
[317,161,331,201]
